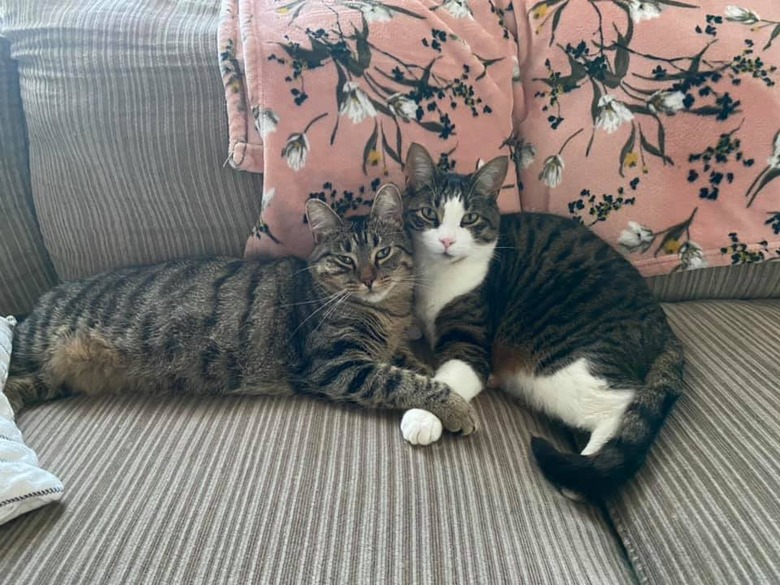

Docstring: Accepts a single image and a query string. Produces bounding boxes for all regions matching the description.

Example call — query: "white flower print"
[441,0,472,19]
[282,133,309,171]
[679,241,707,271]
[512,58,521,83]
[261,187,276,211]
[724,5,760,24]
[628,1,663,23]
[618,221,654,253]
[252,106,279,139]
[647,90,686,115]
[595,95,634,134]
[518,141,536,171]
[344,1,393,23]
[769,131,780,169]
[387,93,417,121]
[539,154,564,188]
[339,81,377,124]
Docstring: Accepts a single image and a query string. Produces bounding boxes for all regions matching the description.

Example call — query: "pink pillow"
[219,0,523,260]
[513,0,780,276]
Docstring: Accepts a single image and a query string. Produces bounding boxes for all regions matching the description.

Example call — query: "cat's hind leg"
[46,328,128,396]
[527,347,681,501]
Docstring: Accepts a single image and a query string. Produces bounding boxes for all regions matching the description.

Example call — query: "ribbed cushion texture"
[608,300,780,585]
[0,36,57,315]
[0,393,633,584]
[1,1,780,583]
[0,0,262,282]
[1,300,778,583]
[647,262,780,303]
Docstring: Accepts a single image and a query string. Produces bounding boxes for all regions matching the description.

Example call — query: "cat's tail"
[530,338,684,501]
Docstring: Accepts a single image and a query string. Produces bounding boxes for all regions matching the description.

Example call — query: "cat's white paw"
[401,409,443,446]
[435,359,482,402]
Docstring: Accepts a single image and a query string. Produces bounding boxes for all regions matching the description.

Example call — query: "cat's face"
[403,143,508,264]
[305,185,413,304]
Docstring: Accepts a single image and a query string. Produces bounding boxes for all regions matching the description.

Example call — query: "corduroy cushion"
[0,393,633,583]
[0,37,56,315]
[607,300,780,584]
[647,261,780,302]
[1,0,262,282]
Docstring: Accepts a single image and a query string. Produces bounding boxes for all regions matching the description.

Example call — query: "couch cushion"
[0,37,57,315]
[1,0,263,281]
[0,392,634,583]
[647,262,780,302]
[608,300,780,584]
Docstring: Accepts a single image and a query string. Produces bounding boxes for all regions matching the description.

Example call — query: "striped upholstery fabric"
[0,37,57,315]
[1,0,262,281]
[608,300,780,584]
[0,393,634,583]
[648,263,780,303]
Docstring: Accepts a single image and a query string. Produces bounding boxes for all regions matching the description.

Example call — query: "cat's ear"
[405,143,436,190]
[305,198,342,244]
[471,156,509,199]
[371,183,403,227]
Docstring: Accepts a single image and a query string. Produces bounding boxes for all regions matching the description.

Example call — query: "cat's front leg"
[401,408,444,446]
[401,362,485,446]
[393,344,434,377]
[402,305,491,445]
[305,356,477,436]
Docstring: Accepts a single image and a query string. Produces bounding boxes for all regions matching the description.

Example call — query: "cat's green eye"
[336,255,354,266]
[376,247,392,260]
[420,207,437,221]
[462,213,479,226]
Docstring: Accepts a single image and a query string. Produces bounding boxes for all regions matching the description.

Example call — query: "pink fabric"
[220,1,780,276]
[219,0,524,260]
[513,0,780,275]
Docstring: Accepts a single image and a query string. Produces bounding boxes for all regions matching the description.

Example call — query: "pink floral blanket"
[218,0,524,259]
[219,1,779,276]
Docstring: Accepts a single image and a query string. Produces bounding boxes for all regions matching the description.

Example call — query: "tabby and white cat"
[400,143,683,500]
[6,187,476,435]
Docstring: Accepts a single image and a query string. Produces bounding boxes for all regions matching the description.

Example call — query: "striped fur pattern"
[5,186,476,435]
[402,143,683,500]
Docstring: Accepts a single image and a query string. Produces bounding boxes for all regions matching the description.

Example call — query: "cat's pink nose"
[439,236,455,250]
[362,277,375,289]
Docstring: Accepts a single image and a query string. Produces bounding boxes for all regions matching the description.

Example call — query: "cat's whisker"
[396,277,433,290]
[277,297,327,308]
[313,293,351,334]
[291,264,319,276]
[278,287,348,308]
[290,290,350,337]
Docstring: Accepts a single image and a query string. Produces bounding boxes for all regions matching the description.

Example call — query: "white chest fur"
[413,249,492,345]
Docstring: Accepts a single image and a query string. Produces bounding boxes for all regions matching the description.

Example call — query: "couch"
[1,1,779,583]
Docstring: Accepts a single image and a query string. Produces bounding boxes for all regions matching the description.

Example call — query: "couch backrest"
[0,36,57,315]
[0,1,778,315]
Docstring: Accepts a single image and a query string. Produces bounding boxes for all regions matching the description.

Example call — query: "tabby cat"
[5,186,476,436]
[399,143,683,500]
